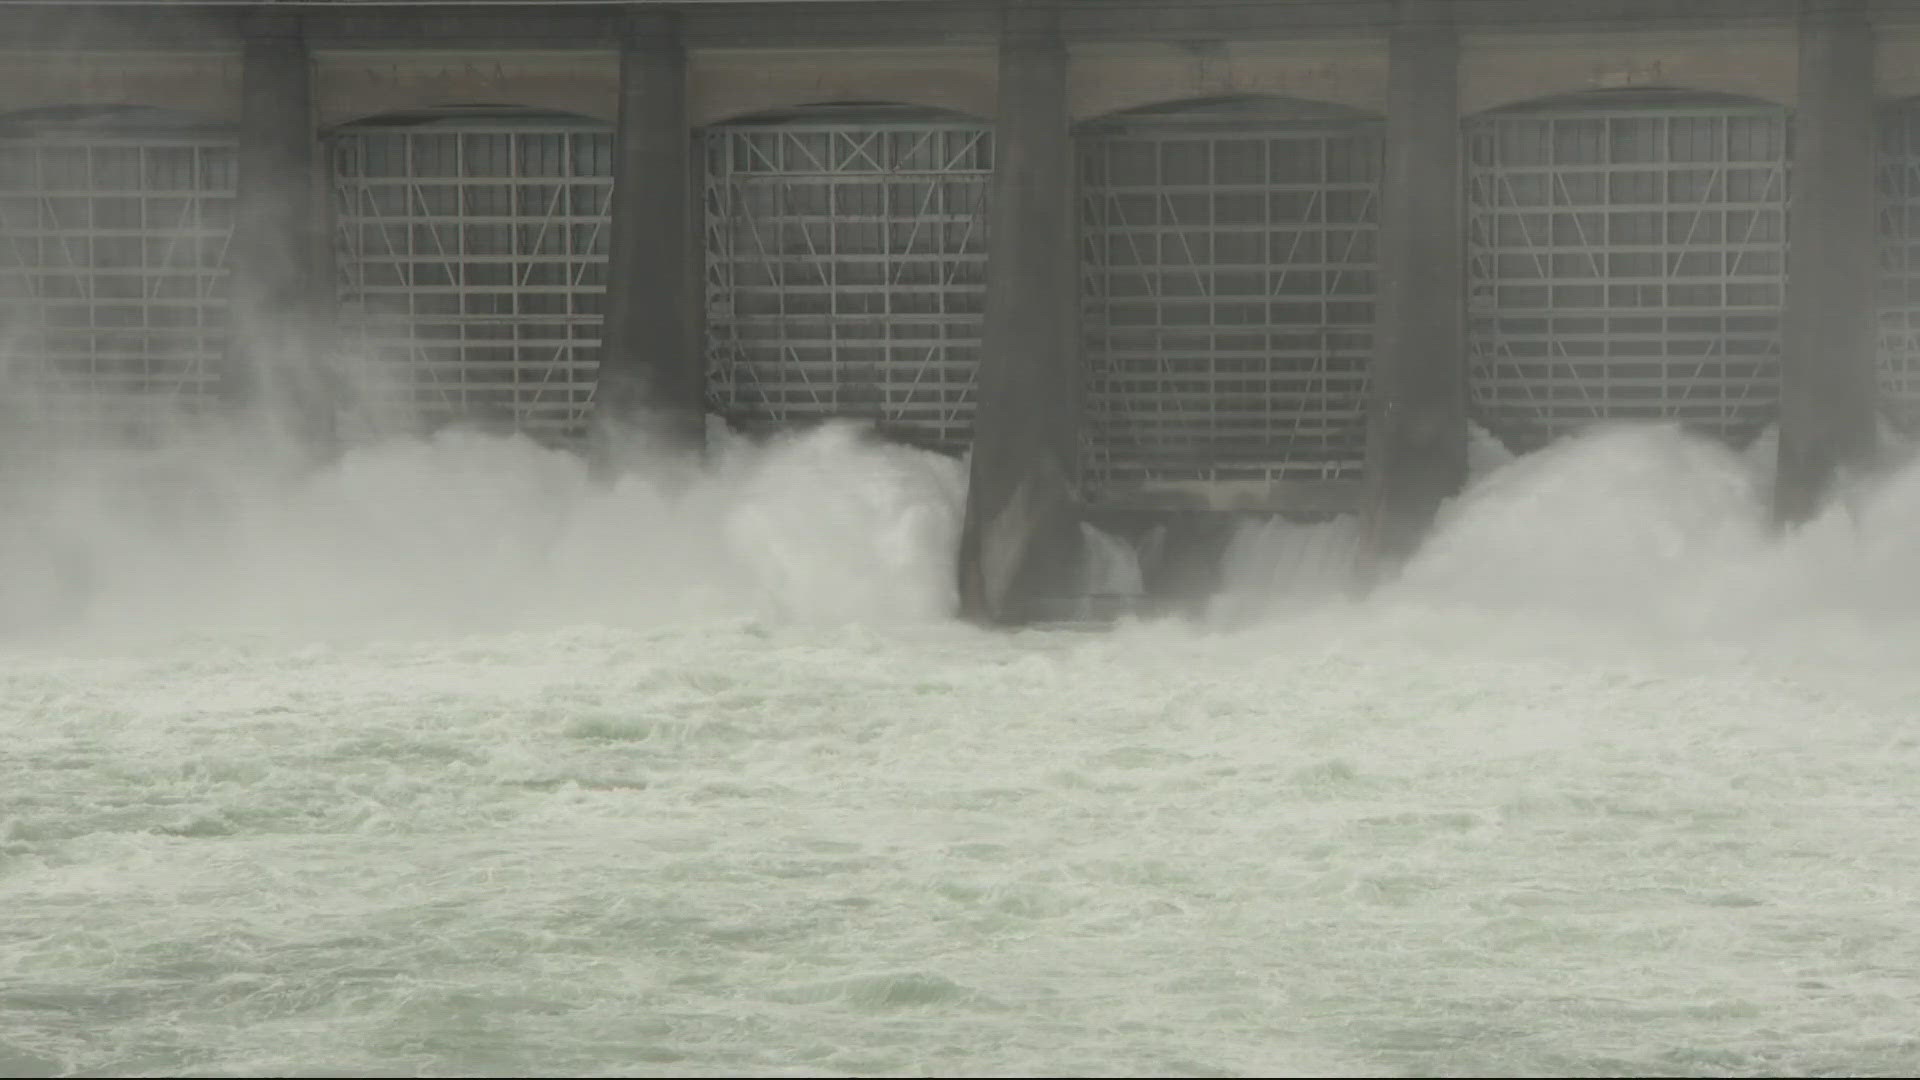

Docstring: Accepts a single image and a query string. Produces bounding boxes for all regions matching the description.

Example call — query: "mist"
[7,368,1920,654]
[6,0,1920,1072]
[0,392,969,645]
[15,335,1920,1077]
[9,56,1920,1078]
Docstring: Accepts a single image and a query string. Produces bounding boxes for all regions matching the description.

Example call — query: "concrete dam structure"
[1,0,1915,621]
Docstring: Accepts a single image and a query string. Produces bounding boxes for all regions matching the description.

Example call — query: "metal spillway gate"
[702,110,993,456]
[1078,104,1381,496]
[0,108,236,436]
[330,112,614,438]
[1880,98,1920,431]
[1466,95,1790,449]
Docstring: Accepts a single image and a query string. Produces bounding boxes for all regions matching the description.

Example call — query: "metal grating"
[1879,101,1920,430]
[1079,120,1380,492]
[1466,102,1789,448]
[704,119,991,454]
[0,124,235,435]
[331,120,613,437]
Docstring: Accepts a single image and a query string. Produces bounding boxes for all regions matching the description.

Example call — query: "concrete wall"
[1878,24,1920,103]
[0,47,991,132]
[0,51,242,122]
[1070,41,1389,120]
[20,35,1909,134]
[319,46,1000,130]
[11,22,1920,133]
[1459,29,1798,113]
[265,42,1384,130]
[314,50,618,127]
[691,47,996,124]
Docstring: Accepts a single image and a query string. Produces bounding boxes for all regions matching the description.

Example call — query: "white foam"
[1208,513,1361,623]
[1390,422,1771,626]
[9,412,1920,1075]
[2,418,968,643]
[14,408,1920,655]
[1079,521,1145,598]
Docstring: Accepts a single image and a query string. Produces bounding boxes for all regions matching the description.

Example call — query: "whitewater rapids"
[4,420,1920,1076]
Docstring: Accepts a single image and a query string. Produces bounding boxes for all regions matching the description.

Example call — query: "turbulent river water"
[5,419,1920,1077]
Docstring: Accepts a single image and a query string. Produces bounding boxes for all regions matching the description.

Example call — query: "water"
[5,418,1920,1076]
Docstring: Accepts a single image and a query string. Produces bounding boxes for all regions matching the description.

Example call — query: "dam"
[0,0,1912,619]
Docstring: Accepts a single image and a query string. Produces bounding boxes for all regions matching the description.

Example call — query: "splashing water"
[1,419,967,644]
[1079,521,1146,599]
[1209,513,1362,623]
[1391,423,1772,626]
[6,412,1920,1076]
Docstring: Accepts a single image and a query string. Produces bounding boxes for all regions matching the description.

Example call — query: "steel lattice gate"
[331,122,613,437]
[1466,102,1789,449]
[0,127,235,434]
[703,120,992,455]
[1879,102,1920,429]
[1079,121,1380,492]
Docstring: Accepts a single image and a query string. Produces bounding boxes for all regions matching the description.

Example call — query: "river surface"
[4,421,1919,1076]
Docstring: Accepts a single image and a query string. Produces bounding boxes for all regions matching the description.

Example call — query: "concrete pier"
[957,3,1082,622]
[1363,0,1467,574]
[593,10,701,453]
[225,14,329,433]
[1777,0,1879,524]
[1,0,1916,595]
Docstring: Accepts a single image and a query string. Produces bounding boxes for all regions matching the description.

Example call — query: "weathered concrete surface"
[1777,0,1879,525]
[315,50,617,126]
[958,7,1081,623]
[1877,25,1920,101]
[9,24,1902,133]
[1070,40,1388,120]
[0,51,241,122]
[593,13,701,452]
[1460,28,1798,112]
[691,47,995,124]
[317,46,996,130]
[1363,2,1466,576]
